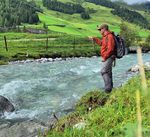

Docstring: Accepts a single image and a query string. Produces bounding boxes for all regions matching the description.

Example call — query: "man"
[89,24,115,93]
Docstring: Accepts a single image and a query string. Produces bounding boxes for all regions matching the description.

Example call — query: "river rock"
[128,62,150,72]
[73,122,86,130]
[0,120,49,137]
[128,65,139,72]
[0,95,15,113]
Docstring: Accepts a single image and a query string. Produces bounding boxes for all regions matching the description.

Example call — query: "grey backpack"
[113,34,126,59]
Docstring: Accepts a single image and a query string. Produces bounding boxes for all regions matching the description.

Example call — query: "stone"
[73,122,86,130]
[0,120,49,137]
[0,95,15,113]
[128,62,150,72]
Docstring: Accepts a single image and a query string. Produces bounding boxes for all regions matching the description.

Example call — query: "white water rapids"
[0,54,150,122]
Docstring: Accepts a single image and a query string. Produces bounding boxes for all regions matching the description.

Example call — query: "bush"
[81,12,90,19]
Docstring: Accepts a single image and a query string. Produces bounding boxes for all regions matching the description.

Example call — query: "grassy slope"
[32,0,150,38]
[0,0,149,64]
[0,0,149,38]
[45,72,150,137]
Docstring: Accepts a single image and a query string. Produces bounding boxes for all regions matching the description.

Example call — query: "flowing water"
[0,54,150,122]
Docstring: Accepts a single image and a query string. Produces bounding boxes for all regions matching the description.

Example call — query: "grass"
[0,0,149,39]
[0,0,149,63]
[0,31,65,40]
[42,48,150,137]
[0,35,100,63]
[30,0,150,38]
[44,71,150,137]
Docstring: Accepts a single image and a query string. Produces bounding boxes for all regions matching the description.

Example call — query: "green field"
[1,0,150,38]
[0,34,100,64]
[36,0,150,37]
[0,0,150,64]
[16,0,150,38]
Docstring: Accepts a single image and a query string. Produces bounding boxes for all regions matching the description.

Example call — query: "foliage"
[0,0,41,28]
[120,22,141,47]
[72,0,85,5]
[81,11,90,19]
[85,0,118,9]
[85,0,149,30]
[42,0,85,14]
[111,7,150,30]
[45,72,150,137]
[75,91,109,113]
[145,34,150,43]
[131,1,150,12]
[0,34,100,63]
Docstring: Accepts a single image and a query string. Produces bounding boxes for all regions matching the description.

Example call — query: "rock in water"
[0,120,49,137]
[0,95,15,113]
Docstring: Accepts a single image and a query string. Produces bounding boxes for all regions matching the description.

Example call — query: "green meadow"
[0,0,150,65]
[36,0,149,37]
[6,0,149,38]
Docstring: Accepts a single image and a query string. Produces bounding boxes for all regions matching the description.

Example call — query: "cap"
[97,24,109,30]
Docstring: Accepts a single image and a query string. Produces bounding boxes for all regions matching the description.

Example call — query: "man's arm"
[103,35,115,61]
[88,37,102,46]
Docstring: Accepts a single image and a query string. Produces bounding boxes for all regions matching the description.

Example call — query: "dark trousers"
[100,57,114,92]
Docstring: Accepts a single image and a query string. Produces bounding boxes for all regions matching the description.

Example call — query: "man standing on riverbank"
[89,24,115,93]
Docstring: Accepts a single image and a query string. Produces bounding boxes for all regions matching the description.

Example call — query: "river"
[0,54,150,123]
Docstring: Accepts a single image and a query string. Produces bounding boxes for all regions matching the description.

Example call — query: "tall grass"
[136,90,142,137]
[0,35,100,63]
[43,47,150,137]
[136,47,149,137]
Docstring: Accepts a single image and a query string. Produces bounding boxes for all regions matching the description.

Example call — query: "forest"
[86,0,150,29]
[42,0,85,14]
[0,0,41,28]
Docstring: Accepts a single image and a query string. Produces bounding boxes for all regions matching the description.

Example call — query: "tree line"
[111,7,150,30]
[42,0,91,19]
[42,0,85,14]
[131,1,150,12]
[86,0,119,9]
[85,0,150,30]
[0,0,41,28]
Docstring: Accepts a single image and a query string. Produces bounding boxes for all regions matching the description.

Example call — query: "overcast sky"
[113,0,150,4]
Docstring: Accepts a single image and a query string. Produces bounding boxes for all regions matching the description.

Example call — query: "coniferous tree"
[81,12,90,19]
[0,0,41,28]
[42,0,85,14]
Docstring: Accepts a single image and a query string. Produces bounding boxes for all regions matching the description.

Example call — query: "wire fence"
[0,35,100,61]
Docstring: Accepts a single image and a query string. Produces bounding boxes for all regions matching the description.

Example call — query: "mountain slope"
[35,0,121,36]
[16,0,150,38]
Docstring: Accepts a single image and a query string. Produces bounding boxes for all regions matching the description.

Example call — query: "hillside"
[14,0,147,38]
[0,0,40,28]
[0,0,149,38]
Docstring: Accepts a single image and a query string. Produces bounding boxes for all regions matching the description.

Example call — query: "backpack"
[113,34,126,59]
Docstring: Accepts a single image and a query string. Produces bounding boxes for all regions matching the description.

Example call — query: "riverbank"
[0,35,100,65]
[0,55,150,137]
[0,51,99,65]
[45,72,150,137]
[0,48,149,65]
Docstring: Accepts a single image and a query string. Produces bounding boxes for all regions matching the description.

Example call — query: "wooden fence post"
[4,36,8,51]
[73,36,76,49]
[46,30,48,51]
[92,40,95,51]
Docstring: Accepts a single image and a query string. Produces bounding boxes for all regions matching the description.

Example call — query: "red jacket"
[93,31,115,61]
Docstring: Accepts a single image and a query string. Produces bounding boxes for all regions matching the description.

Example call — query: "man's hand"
[88,36,94,41]
[102,58,106,62]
